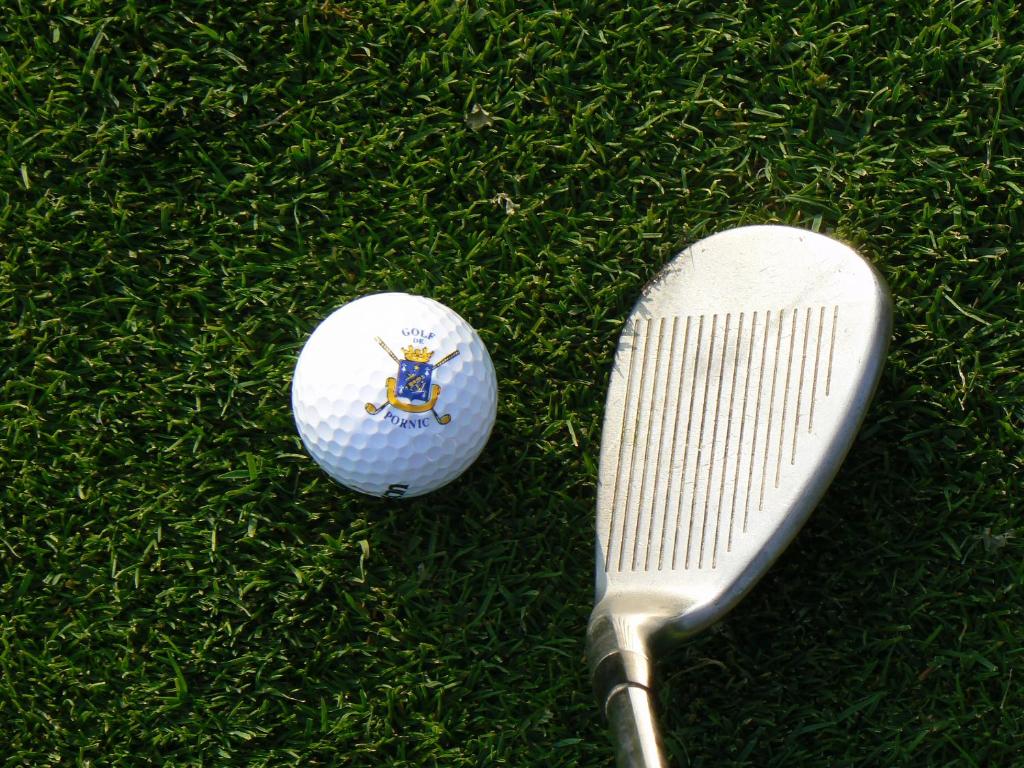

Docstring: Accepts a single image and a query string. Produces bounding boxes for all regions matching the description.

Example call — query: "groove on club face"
[602,304,842,574]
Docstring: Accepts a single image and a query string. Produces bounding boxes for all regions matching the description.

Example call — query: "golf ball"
[291,293,497,498]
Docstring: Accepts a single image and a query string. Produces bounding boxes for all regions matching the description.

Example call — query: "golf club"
[586,225,891,767]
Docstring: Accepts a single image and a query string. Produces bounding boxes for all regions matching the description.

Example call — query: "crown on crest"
[402,346,434,363]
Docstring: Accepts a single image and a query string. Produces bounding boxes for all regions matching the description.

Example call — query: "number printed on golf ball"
[291,293,498,498]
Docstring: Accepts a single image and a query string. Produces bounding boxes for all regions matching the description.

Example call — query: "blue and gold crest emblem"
[365,339,459,425]
[396,355,434,403]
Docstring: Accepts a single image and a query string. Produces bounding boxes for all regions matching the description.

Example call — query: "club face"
[591,226,891,652]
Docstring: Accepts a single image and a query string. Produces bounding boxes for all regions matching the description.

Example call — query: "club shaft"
[606,684,668,768]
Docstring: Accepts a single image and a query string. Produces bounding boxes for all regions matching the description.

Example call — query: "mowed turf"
[1,1,1021,766]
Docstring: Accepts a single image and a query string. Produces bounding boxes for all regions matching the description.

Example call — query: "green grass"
[2,1,1022,765]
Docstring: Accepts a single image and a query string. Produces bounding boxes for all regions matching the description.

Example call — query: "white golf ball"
[291,293,498,498]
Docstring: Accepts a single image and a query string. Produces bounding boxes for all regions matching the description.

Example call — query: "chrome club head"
[586,226,891,767]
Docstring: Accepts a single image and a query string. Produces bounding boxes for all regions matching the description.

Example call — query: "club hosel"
[586,610,656,714]
[588,611,669,768]
[592,651,654,718]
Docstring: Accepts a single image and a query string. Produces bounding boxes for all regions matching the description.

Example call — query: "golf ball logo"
[364,332,459,427]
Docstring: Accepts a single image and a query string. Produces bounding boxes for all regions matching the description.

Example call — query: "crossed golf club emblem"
[364,337,459,425]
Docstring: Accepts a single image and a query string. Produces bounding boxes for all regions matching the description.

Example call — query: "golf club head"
[586,225,891,767]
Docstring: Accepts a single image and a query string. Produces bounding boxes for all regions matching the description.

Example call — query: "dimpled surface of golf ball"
[291,293,497,498]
